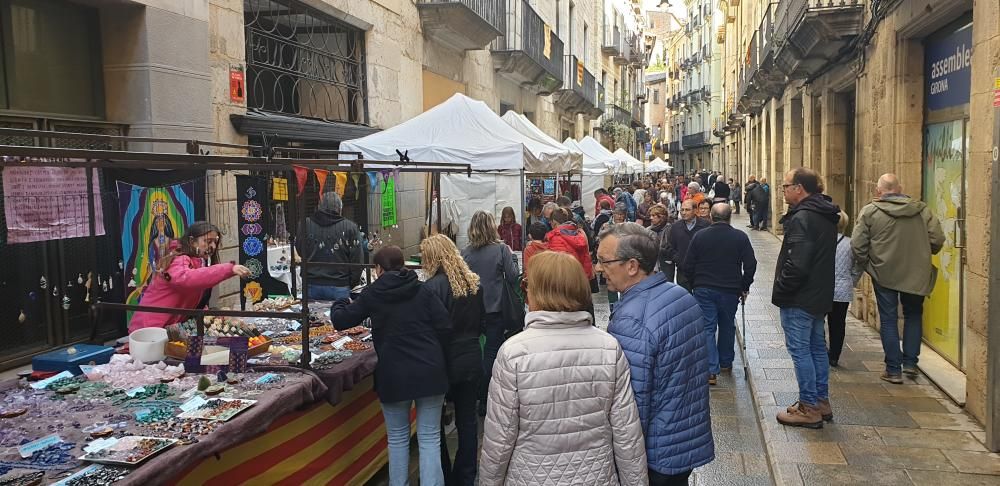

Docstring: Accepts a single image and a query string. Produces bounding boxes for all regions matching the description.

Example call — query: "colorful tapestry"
[117,181,197,308]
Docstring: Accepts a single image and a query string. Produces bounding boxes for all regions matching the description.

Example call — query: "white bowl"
[129,327,168,363]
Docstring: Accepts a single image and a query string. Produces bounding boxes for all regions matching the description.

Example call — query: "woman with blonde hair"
[461,210,520,415]
[479,251,648,486]
[421,234,485,485]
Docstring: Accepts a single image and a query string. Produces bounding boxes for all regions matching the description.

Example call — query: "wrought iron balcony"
[669,140,681,154]
[602,24,622,56]
[554,55,601,118]
[417,0,505,51]
[614,31,633,65]
[736,3,785,114]
[682,131,711,148]
[606,99,631,125]
[773,0,865,80]
[631,99,644,127]
[491,0,564,95]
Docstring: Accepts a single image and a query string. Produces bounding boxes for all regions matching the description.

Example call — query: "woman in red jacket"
[128,222,251,333]
[544,208,593,280]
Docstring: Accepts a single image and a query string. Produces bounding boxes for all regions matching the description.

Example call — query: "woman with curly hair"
[462,210,520,414]
[421,234,485,486]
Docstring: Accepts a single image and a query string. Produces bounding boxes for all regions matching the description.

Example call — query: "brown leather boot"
[788,399,833,422]
[777,402,824,429]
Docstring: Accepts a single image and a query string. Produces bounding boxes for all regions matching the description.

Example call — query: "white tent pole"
[520,168,526,244]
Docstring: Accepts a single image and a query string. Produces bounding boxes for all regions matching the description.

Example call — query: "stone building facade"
[719,0,1000,450]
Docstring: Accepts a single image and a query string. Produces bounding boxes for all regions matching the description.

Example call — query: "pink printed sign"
[3,166,106,243]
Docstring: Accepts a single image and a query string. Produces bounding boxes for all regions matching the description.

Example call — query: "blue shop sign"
[925,25,972,111]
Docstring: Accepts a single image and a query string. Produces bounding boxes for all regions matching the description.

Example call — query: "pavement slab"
[731,215,1000,486]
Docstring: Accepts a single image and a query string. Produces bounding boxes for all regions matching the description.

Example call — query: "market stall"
[341,94,581,247]
[501,111,584,207]
[0,131,470,485]
[646,157,672,175]
[564,137,620,216]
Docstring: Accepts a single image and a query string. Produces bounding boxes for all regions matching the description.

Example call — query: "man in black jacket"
[682,204,756,386]
[773,167,840,429]
[666,199,709,291]
[296,192,363,300]
[749,180,770,231]
[744,176,759,227]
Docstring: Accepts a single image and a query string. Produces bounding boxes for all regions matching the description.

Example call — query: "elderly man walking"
[773,167,841,429]
[682,204,756,386]
[666,199,709,291]
[852,174,944,384]
[597,223,714,486]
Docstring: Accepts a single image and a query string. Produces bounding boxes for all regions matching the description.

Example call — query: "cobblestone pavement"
[735,213,1000,486]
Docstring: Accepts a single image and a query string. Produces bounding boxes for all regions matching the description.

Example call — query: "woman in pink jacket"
[128,222,251,333]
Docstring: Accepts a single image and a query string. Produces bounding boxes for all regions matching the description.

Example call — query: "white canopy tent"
[646,157,672,173]
[613,148,645,174]
[501,111,583,172]
[564,137,620,215]
[340,93,579,247]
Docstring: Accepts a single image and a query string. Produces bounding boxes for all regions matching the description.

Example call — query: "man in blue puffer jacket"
[597,222,715,485]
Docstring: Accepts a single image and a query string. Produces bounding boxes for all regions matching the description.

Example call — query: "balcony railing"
[602,24,622,56]
[417,0,505,50]
[555,54,599,117]
[669,140,680,153]
[606,99,631,125]
[491,0,564,94]
[682,131,710,148]
[773,0,865,79]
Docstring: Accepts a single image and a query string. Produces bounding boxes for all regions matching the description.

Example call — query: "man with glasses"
[597,223,714,486]
[773,167,841,429]
[666,199,709,291]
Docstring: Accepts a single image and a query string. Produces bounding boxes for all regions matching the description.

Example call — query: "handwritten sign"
[3,166,105,244]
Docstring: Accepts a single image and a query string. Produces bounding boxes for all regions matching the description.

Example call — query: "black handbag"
[498,245,525,333]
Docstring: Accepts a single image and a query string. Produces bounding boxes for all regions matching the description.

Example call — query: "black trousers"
[676,271,692,292]
[827,301,850,362]
[649,468,692,486]
[441,378,479,486]
[732,200,741,214]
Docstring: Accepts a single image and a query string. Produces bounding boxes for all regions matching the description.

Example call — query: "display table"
[0,350,386,486]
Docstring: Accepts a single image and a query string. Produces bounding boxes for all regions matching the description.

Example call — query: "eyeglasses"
[782,183,800,189]
[596,258,628,266]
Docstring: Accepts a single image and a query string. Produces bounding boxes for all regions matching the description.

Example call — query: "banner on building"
[3,166,106,244]
[925,24,972,111]
[117,181,197,308]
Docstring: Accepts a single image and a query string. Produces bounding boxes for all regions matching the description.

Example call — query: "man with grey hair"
[597,222,714,485]
[666,199,709,291]
[852,173,944,384]
[296,191,363,300]
[682,204,756,385]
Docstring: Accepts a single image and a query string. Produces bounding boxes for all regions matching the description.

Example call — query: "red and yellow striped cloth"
[172,376,392,485]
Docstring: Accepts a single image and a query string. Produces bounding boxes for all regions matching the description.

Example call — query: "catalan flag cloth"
[171,375,410,485]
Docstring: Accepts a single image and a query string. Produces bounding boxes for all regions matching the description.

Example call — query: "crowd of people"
[314,166,943,484]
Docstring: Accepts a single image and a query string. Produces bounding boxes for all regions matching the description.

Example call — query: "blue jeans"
[308,284,350,301]
[693,288,739,375]
[779,307,829,406]
[873,283,925,374]
[381,394,446,486]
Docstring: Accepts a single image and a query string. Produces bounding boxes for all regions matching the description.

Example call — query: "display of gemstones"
[79,436,178,466]
[342,341,371,352]
[177,398,256,422]
[176,317,262,338]
[60,465,130,486]
[312,350,353,370]
[252,297,299,311]
[88,355,186,390]
[140,418,221,445]
[342,326,367,336]
[0,470,44,486]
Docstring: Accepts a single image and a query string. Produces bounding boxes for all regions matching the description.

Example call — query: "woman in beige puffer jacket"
[478,252,648,486]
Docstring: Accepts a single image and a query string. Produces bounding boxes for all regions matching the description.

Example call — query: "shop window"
[0,0,104,118]
[244,0,368,125]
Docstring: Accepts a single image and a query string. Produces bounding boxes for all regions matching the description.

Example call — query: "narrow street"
[372,212,1000,485]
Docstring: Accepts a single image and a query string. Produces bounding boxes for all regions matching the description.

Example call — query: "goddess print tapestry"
[117,181,198,308]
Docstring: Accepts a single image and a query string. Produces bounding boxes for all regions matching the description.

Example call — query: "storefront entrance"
[921,20,972,369]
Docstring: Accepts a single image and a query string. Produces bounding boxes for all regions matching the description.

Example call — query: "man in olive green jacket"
[851,174,944,384]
